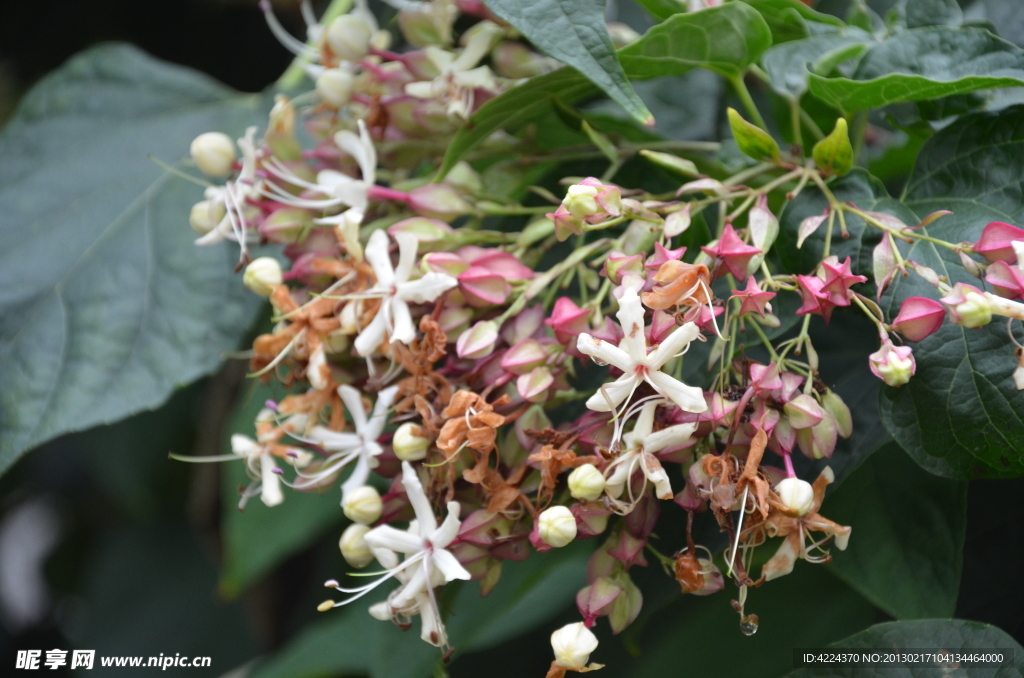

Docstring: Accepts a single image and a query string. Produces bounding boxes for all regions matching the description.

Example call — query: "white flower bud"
[537,505,577,548]
[339,523,374,568]
[775,477,814,516]
[568,464,605,501]
[243,257,283,297]
[189,199,225,235]
[393,422,430,461]
[316,68,355,108]
[550,622,599,670]
[327,15,373,62]
[342,485,382,525]
[563,184,600,219]
[189,132,236,178]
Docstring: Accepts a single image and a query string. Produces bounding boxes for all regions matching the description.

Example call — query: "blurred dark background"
[0,1,1022,676]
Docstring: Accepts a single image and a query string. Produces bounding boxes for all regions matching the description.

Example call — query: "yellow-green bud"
[316,69,355,108]
[342,485,382,525]
[327,15,372,62]
[243,257,283,297]
[538,506,577,548]
[339,523,373,568]
[189,200,225,235]
[189,132,236,177]
[567,464,605,501]
[393,422,430,461]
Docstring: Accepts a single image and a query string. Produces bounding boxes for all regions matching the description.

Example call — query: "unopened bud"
[568,464,606,501]
[189,199,225,235]
[393,422,430,461]
[516,366,554,403]
[316,68,355,108]
[243,257,283,297]
[869,340,916,387]
[782,394,824,429]
[564,184,600,219]
[537,505,577,548]
[455,320,498,359]
[342,485,382,525]
[327,15,373,62]
[550,622,600,670]
[408,183,472,220]
[444,161,484,195]
[775,477,814,516]
[339,523,374,568]
[941,283,993,328]
[190,132,236,177]
[821,391,853,439]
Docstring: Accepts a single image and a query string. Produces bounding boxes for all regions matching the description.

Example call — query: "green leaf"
[979,0,1024,48]
[825,443,967,619]
[742,0,845,44]
[787,619,1024,677]
[437,2,772,177]
[727,107,781,162]
[812,117,854,177]
[762,33,871,98]
[897,0,962,29]
[879,105,1024,480]
[635,0,686,23]
[219,380,344,597]
[251,545,589,678]
[808,27,1024,113]
[0,43,265,476]
[482,0,653,125]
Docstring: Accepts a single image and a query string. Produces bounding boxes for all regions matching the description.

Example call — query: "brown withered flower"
[641,259,712,310]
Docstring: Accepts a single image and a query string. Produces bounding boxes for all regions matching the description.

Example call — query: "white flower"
[260,120,378,260]
[260,0,379,78]
[537,506,577,548]
[230,434,285,508]
[194,127,263,263]
[404,21,503,118]
[352,229,457,356]
[300,385,398,500]
[576,287,707,414]
[550,622,602,671]
[322,462,470,649]
[604,402,696,506]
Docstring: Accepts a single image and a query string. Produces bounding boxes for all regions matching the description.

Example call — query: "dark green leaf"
[0,43,265,476]
[762,32,871,98]
[483,0,652,125]
[437,2,772,177]
[787,619,1024,677]
[879,105,1024,479]
[808,27,1024,112]
[219,379,344,597]
[743,0,845,44]
[825,443,967,619]
[898,0,962,29]
[635,0,686,23]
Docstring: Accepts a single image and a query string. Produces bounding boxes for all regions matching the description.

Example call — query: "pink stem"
[782,450,796,478]
[368,185,410,203]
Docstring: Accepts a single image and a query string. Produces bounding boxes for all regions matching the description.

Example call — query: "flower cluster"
[168,0,1024,671]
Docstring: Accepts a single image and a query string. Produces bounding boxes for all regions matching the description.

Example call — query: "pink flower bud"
[873,235,899,297]
[501,304,545,345]
[796,210,828,249]
[701,224,761,281]
[460,247,535,280]
[408,183,472,220]
[601,250,646,284]
[422,251,470,277]
[869,339,916,387]
[796,411,838,459]
[501,339,548,375]
[456,320,499,359]
[576,577,621,627]
[388,217,455,243]
[517,366,554,402]
[783,394,824,429]
[985,260,1024,300]
[940,283,993,328]
[548,204,585,241]
[545,297,591,346]
[890,296,946,341]
[749,362,783,393]
[571,500,611,537]
[973,221,1024,263]
[259,207,313,243]
[458,266,512,306]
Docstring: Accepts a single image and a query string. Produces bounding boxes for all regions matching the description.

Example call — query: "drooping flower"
[301,385,399,500]
[548,622,603,676]
[868,338,916,387]
[576,287,707,414]
[353,230,458,356]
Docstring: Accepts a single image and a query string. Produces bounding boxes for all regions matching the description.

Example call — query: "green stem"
[748,318,780,362]
[729,73,768,132]
[789,97,804,153]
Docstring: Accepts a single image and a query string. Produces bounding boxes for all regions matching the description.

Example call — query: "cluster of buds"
[166,1,1024,671]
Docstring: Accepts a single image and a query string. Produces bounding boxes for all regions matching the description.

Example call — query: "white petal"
[632,403,657,439]
[418,592,447,647]
[368,601,392,620]
[646,371,707,413]
[640,452,673,500]
[364,229,395,287]
[260,453,284,507]
[576,334,633,373]
[603,454,636,499]
[615,288,649,363]
[307,426,362,451]
[397,272,458,304]
[364,524,425,555]
[647,322,701,371]
[404,80,438,99]
[391,565,428,610]
[371,545,399,571]
[340,453,372,499]
[337,384,369,431]
[431,548,472,582]
[231,434,260,457]
[401,462,438,536]
[584,374,638,412]
[367,385,399,440]
[354,304,389,357]
[393,231,419,284]
[390,300,417,345]
[429,501,462,549]
[644,422,697,454]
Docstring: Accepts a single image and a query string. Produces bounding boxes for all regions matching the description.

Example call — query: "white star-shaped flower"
[576,287,707,414]
[353,229,458,356]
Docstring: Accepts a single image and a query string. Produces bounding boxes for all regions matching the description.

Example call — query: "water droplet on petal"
[739,615,759,636]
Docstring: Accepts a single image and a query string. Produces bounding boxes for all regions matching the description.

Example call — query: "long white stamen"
[727,485,749,578]
[261,0,320,59]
